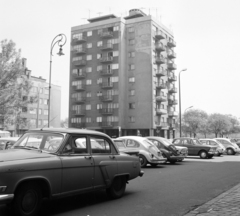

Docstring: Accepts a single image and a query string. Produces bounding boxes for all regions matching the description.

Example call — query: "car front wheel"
[106,176,126,199]
[227,148,234,155]
[13,182,42,216]
[139,155,147,168]
[208,155,213,159]
[199,150,208,159]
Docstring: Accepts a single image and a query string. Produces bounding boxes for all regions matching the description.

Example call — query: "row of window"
[31,87,49,94]
[72,103,119,111]
[72,77,119,86]
[71,116,119,123]
[29,119,48,126]
[22,108,48,115]
[72,51,119,62]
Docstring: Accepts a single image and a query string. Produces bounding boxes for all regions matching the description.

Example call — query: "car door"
[89,135,118,189]
[182,139,195,155]
[60,135,94,194]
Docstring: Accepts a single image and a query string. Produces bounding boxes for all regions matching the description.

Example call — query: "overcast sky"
[1,0,240,120]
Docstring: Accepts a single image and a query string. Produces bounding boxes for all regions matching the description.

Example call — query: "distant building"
[69,9,177,138]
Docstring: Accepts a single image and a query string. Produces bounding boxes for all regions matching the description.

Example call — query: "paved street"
[1,155,240,216]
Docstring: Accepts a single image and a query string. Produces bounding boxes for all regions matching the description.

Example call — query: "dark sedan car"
[147,136,188,164]
[172,137,217,159]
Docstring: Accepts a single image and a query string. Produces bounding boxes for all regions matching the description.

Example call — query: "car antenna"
[40,115,58,130]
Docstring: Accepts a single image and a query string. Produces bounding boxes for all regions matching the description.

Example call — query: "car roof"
[117,136,148,141]
[27,128,110,137]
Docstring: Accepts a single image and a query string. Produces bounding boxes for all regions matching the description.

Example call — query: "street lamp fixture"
[48,34,67,127]
[178,68,187,137]
[184,106,193,113]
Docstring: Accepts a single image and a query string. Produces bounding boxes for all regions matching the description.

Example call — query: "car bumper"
[169,156,185,161]
[234,149,240,154]
[149,158,167,163]
[0,194,14,204]
[139,170,144,177]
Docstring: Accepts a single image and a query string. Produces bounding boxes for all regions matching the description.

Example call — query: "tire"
[227,148,234,155]
[208,155,213,159]
[217,153,222,156]
[199,150,208,159]
[150,163,158,167]
[139,155,147,168]
[169,160,176,164]
[13,182,42,216]
[106,176,126,199]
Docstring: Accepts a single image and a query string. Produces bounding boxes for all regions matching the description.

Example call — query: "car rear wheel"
[150,163,158,167]
[227,148,234,155]
[13,182,42,216]
[208,155,213,159]
[169,160,176,164]
[106,176,126,199]
[139,155,147,168]
[199,150,208,159]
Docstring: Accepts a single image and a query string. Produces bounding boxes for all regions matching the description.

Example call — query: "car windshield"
[159,138,172,147]
[192,139,202,145]
[13,133,64,153]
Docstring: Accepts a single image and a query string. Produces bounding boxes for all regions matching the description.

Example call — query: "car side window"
[90,136,117,154]
[182,139,189,145]
[173,139,180,144]
[62,136,88,154]
[126,139,140,148]
[209,141,217,146]
[201,140,207,144]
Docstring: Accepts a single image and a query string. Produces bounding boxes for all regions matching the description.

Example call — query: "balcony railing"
[72,47,87,54]
[168,99,178,105]
[169,123,176,128]
[73,110,85,116]
[99,121,114,128]
[71,122,86,128]
[168,75,177,82]
[100,31,114,38]
[73,60,86,66]
[168,87,178,93]
[100,69,114,76]
[155,56,165,64]
[156,82,167,89]
[99,95,113,101]
[100,56,113,63]
[156,108,167,115]
[101,82,113,89]
[73,84,86,91]
[100,43,113,50]
[72,36,87,43]
[99,108,113,115]
[168,111,178,117]
[72,72,86,79]
[154,31,165,40]
[168,63,177,70]
[156,95,167,102]
[155,43,165,52]
[167,51,176,59]
[167,40,176,48]
[160,122,169,128]
[72,97,86,103]
[156,69,167,77]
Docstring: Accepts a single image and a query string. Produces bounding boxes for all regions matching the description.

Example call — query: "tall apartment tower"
[69,9,177,138]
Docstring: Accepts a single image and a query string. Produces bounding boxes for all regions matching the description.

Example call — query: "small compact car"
[0,128,144,216]
[113,139,139,157]
[199,138,226,156]
[146,136,188,164]
[215,138,240,155]
[0,137,19,150]
[172,137,217,159]
[230,138,240,149]
[115,136,166,167]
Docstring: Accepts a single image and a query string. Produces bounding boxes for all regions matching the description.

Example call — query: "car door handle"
[85,156,92,159]
[109,155,115,159]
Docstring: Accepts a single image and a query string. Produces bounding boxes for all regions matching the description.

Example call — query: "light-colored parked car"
[115,136,167,167]
[147,136,188,163]
[113,139,140,157]
[215,138,240,155]
[0,137,19,150]
[0,128,144,216]
[199,138,226,156]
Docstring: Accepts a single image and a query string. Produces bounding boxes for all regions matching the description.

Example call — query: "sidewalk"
[184,182,240,216]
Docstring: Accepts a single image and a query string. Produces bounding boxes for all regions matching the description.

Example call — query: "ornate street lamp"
[48,34,67,127]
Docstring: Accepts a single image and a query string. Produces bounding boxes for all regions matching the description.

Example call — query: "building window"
[129,103,135,109]
[129,77,135,83]
[97,54,102,59]
[86,79,92,85]
[112,63,119,69]
[39,98,42,104]
[129,39,135,45]
[86,55,92,61]
[73,33,83,39]
[129,116,135,123]
[38,109,42,115]
[86,117,91,123]
[87,43,92,48]
[113,51,119,57]
[30,119,36,125]
[86,67,92,73]
[97,78,102,84]
[97,65,102,71]
[43,120,48,126]
[97,91,102,96]
[22,107,28,112]
[113,26,119,31]
[128,52,135,58]
[129,64,135,70]
[44,110,48,115]
[86,92,91,97]
[97,104,103,110]
[128,27,134,33]
[87,31,92,36]
[97,117,102,122]
[129,90,135,96]
[111,76,119,83]
[97,41,103,47]
[38,119,42,126]
[43,99,48,105]
[86,104,91,110]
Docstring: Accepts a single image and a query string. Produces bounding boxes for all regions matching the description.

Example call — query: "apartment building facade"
[69,9,177,138]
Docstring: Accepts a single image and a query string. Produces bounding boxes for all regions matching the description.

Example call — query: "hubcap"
[21,190,37,213]
[201,152,207,158]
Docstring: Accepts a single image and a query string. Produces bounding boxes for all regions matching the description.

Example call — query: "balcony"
[99,108,113,115]
[100,43,113,50]
[156,108,167,115]
[168,111,178,117]
[101,82,113,89]
[73,84,86,91]
[168,63,177,70]
[100,69,114,76]
[100,56,113,63]
[167,40,176,48]
[156,95,167,102]
[155,56,165,65]
[71,122,86,128]
[100,31,114,38]
[99,95,113,102]
[168,87,177,93]
[167,51,176,59]
[99,121,114,128]
[169,123,176,128]
[168,74,177,82]
[72,36,87,43]
[155,31,165,40]
[168,99,178,106]
[156,82,167,89]
[155,43,165,52]
[72,97,86,103]
[160,122,169,128]
[72,72,86,79]
[73,60,86,66]
[73,110,85,116]
[156,69,167,77]
[72,47,87,55]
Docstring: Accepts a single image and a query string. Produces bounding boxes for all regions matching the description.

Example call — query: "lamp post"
[184,106,193,113]
[178,68,187,137]
[48,34,67,127]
